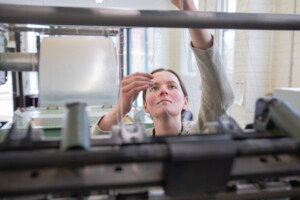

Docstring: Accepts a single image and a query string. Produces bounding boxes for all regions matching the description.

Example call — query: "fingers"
[124,72,153,80]
[122,76,153,87]
[171,0,181,9]
[122,80,153,94]
[171,0,196,11]
[119,83,151,113]
[119,72,154,102]
[121,72,154,93]
[129,84,151,100]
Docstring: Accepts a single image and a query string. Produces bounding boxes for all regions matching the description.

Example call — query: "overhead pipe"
[0,53,38,71]
[7,26,119,36]
[0,4,300,30]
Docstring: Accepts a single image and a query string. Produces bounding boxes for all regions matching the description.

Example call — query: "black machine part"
[254,97,300,138]
[1,97,300,199]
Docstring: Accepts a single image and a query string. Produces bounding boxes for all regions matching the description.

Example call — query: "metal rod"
[144,28,149,72]
[36,34,40,53]
[0,53,38,71]
[119,28,124,81]
[12,72,17,111]
[14,32,25,108]
[0,163,163,197]
[1,137,300,170]
[8,26,119,36]
[0,4,300,30]
[126,28,131,75]
[17,73,24,107]
[0,144,169,170]
[288,0,297,87]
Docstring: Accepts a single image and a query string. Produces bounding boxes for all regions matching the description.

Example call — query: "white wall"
[231,0,274,127]
[231,0,300,128]
[272,0,300,89]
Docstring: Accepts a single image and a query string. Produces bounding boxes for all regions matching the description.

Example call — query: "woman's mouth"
[158,99,172,104]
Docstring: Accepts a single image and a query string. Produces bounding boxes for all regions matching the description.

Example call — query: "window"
[127,28,154,106]
[0,34,13,121]
[221,0,236,82]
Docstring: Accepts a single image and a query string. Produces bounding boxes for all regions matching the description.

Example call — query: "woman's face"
[143,71,188,118]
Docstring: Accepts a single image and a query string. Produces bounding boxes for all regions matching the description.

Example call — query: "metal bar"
[235,138,300,156]
[8,26,119,36]
[14,32,25,108]
[12,71,17,110]
[126,28,131,75]
[231,155,300,180]
[119,28,124,81]
[0,53,38,71]
[36,35,40,53]
[17,72,24,107]
[0,144,169,170]
[0,4,300,30]
[0,163,163,197]
[288,0,297,87]
[144,28,149,72]
[2,137,300,170]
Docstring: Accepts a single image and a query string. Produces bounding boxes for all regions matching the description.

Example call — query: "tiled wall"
[231,0,300,128]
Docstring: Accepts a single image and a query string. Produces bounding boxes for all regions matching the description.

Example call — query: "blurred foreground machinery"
[1,97,300,200]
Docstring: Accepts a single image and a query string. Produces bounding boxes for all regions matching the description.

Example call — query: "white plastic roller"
[39,36,118,107]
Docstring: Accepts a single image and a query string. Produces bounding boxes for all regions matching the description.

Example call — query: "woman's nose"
[160,87,168,96]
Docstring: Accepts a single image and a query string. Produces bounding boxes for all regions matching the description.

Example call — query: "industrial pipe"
[0,53,38,71]
[8,26,119,36]
[0,4,300,30]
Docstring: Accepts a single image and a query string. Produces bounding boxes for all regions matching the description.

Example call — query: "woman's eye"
[150,87,158,92]
[169,85,176,89]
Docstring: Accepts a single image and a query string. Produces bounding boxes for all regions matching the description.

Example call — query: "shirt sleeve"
[90,115,111,135]
[191,39,234,132]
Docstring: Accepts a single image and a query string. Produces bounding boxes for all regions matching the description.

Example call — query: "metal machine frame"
[1,3,300,199]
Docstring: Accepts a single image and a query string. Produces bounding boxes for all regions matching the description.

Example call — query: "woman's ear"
[143,101,150,113]
[182,96,189,110]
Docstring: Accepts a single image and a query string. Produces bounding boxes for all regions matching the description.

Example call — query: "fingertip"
[145,84,152,89]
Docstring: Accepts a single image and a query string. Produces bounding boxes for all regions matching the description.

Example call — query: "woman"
[91,0,234,136]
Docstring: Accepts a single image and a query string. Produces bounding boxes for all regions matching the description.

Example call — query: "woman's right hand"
[98,72,154,131]
[116,72,154,115]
